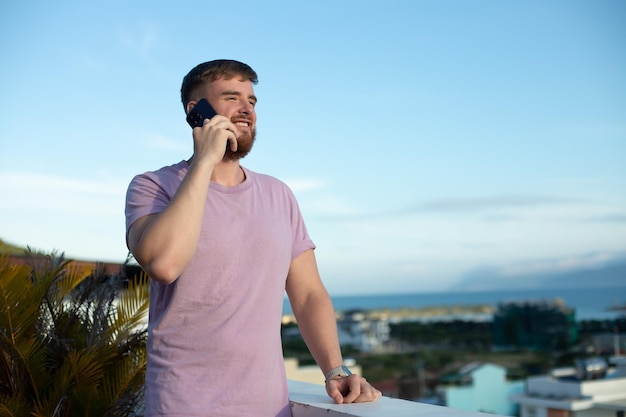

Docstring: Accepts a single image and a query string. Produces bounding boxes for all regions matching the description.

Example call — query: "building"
[5,253,143,282]
[493,299,578,351]
[441,362,524,416]
[336,310,391,352]
[512,357,626,417]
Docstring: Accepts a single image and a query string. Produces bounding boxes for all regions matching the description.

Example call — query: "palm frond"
[0,246,149,417]
[0,255,48,403]
[0,395,32,417]
[0,262,39,342]
[105,273,150,345]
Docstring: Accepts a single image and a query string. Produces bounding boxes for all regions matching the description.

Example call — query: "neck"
[210,160,245,187]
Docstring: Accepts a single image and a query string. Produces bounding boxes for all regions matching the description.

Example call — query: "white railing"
[288,380,502,417]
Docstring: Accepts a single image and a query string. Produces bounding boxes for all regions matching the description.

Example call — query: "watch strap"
[325,365,352,383]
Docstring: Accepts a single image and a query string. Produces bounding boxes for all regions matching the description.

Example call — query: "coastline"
[283,286,626,321]
[345,304,495,323]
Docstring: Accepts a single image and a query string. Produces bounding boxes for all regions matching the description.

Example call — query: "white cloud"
[0,171,130,262]
[284,178,327,193]
[0,171,126,215]
[305,194,626,294]
[410,195,577,213]
[0,172,122,195]
[142,133,188,152]
[303,194,361,217]
[499,252,623,277]
[117,23,161,57]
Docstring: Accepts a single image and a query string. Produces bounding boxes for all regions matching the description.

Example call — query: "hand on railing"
[325,374,382,404]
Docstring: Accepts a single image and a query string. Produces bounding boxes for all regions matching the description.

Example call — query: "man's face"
[201,77,257,160]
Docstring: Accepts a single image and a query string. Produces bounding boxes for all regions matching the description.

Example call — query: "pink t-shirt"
[125,162,315,417]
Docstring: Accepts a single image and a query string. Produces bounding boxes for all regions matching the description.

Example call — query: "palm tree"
[0,248,149,417]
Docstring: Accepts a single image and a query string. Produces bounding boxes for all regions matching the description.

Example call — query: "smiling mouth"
[234,121,251,128]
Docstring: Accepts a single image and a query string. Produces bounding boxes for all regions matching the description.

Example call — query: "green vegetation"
[0,239,29,256]
[282,318,553,391]
[0,248,149,417]
[348,349,551,385]
[390,320,492,349]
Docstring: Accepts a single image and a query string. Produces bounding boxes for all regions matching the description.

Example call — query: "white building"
[336,310,390,353]
[512,357,626,417]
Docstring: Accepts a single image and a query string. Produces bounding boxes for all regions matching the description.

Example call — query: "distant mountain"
[542,261,626,289]
[451,257,626,292]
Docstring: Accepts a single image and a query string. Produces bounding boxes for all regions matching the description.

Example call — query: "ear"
[185,100,197,115]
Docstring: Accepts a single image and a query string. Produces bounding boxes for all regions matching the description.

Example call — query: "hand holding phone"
[186,98,217,128]
[186,98,232,152]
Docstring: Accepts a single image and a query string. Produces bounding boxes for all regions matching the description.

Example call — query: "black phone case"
[186,99,218,128]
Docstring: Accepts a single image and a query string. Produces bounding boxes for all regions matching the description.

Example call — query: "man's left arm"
[285,249,381,404]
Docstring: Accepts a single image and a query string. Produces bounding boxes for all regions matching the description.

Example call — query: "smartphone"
[186,98,217,128]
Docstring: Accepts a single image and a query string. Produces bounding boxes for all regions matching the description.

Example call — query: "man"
[125,59,381,416]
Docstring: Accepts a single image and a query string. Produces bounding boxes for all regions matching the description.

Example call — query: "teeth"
[236,122,249,127]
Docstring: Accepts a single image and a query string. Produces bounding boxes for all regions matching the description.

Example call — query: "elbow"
[129,245,183,285]
[139,256,182,285]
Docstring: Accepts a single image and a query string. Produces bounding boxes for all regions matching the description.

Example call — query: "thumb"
[327,383,344,404]
[332,392,344,404]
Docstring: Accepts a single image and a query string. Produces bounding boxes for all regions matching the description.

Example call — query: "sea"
[282,286,626,321]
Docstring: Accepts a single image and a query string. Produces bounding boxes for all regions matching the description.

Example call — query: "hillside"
[453,257,626,291]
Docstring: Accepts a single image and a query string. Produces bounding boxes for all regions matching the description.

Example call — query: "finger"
[326,384,344,404]
[201,121,237,150]
[343,379,382,404]
[226,130,237,151]
[357,383,382,403]
[355,385,381,403]
[342,377,362,404]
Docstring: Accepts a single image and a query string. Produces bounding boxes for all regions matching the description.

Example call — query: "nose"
[239,100,254,115]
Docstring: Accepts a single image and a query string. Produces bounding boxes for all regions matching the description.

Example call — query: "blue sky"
[1,1,624,295]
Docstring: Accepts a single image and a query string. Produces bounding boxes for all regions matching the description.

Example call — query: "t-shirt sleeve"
[124,173,172,246]
[286,187,316,260]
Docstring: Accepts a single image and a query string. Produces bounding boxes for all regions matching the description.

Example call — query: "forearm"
[292,289,344,376]
[129,159,214,283]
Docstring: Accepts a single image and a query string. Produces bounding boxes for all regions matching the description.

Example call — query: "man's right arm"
[127,158,215,284]
[127,116,235,284]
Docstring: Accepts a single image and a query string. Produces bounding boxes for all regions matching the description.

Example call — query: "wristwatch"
[325,365,352,383]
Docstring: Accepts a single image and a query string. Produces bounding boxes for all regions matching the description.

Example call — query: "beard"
[223,127,256,161]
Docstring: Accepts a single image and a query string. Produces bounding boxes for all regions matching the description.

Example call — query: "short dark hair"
[180,59,258,109]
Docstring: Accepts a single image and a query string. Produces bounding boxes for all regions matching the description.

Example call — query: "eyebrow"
[221,90,258,103]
